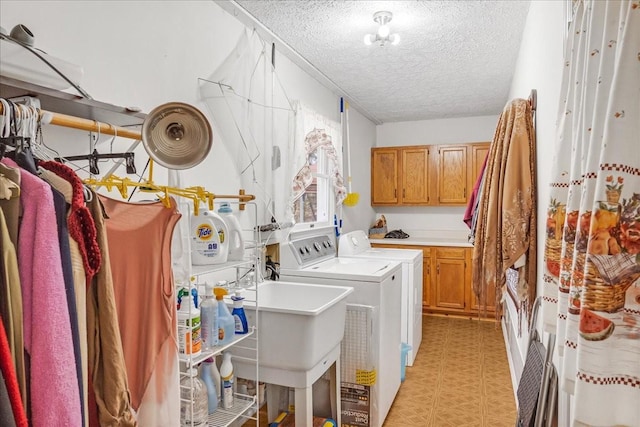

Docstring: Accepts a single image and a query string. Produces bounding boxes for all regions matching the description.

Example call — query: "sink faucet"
[265,255,279,281]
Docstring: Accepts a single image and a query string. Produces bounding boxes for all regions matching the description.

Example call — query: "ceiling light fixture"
[364,11,400,47]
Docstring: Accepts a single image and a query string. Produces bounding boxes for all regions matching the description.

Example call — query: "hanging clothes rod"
[0,103,142,140]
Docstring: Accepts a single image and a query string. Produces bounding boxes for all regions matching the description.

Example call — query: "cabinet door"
[434,251,466,310]
[437,145,467,205]
[470,280,497,314]
[471,143,490,183]
[401,147,430,205]
[469,143,490,201]
[371,148,399,205]
[423,255,431,309]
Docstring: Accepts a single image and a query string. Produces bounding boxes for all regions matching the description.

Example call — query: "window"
[293,147,331,224]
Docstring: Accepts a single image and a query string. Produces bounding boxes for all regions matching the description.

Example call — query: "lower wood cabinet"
[433,247,467,311]
[371,243,494,318]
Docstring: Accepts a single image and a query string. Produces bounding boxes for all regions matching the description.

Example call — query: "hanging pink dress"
[99,195,181,427]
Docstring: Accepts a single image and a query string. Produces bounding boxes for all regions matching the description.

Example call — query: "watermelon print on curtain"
[542,1,640,425]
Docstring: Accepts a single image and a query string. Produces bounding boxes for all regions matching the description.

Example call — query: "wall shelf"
[0,75,146,127]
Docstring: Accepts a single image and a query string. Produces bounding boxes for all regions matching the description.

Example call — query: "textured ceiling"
[226,0,531,124]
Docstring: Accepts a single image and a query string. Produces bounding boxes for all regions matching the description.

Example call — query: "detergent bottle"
[217,202,245,261]
[231,289,248,334]
[214,286,235,346]
[199,358,218,414]
[191,210,229,265]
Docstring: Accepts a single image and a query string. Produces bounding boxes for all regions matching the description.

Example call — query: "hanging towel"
[463,152,488,229]
[471,99,537,321]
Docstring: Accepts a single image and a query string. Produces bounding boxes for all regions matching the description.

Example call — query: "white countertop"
[367,229,473,248]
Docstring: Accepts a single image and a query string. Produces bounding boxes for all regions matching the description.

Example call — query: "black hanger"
[56,149,137,175]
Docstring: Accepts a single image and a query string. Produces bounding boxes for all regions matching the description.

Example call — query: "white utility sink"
[234,280,353,426]
[240,280,353,372]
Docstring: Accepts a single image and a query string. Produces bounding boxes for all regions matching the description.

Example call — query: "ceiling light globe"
[364,34,374,45]
[377,24,390,39]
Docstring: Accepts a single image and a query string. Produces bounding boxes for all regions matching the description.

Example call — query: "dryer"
[339,230,423,366]
[279,225,402,427]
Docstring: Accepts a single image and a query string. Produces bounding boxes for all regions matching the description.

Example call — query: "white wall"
[376,115,498,147]
[374,115,498,232]
[340,106,378,234]
[0,0,378,234]
[503,0,565,394]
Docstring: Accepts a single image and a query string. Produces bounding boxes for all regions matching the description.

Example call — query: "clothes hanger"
[0,99,38,174]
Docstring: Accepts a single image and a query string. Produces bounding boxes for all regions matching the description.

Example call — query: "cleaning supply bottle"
[231,290,249,334]
[220,351,234,409]
[199,359,218,414]
[180,367,208,426]
[191,210,229,265]
[199,282,218,350]
[209,355,222,402]
[214,286,235,346]
[217,202,245,261]
[177,293,201,356]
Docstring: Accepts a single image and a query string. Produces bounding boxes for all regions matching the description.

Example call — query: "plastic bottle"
[231,290,249,334]
[213,286,235,346]
[180,368,208,426]
[199,359,218,414]
[191,211,229,265]
[217,203,245,261]
[209,355,222,402]
[199,283,218,350]
[177,293,201,356]
[242,271,256,289]
[220,351,234,409]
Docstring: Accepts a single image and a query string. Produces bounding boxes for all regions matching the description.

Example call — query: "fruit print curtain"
[541,1,639,425]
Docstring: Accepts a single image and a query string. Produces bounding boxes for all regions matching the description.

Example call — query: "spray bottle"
[231,289,248,334]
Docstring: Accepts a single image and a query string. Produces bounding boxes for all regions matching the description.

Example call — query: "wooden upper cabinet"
[371,142,490,207]
[400,147,430,205]
[371,146,429,206]
[436,145,467,205]
[371,148,399,205]
[469,142,490,196]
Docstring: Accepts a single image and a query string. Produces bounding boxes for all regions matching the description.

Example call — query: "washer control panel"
[289,234,336,266]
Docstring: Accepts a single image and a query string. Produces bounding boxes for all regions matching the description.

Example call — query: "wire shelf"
[207,394,256,426]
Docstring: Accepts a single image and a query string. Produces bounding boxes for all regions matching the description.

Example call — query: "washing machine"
[279,225,402,427]
[339,230,423,366]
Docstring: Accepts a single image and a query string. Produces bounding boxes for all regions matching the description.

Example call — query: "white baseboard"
[501,315,521,405]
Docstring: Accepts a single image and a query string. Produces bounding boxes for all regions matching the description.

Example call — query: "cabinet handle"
[437,264,440,274]
[394,189,397,198]
[403,189,406,198]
